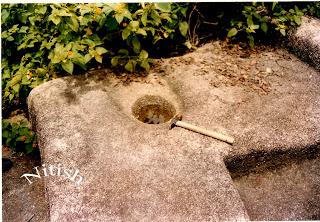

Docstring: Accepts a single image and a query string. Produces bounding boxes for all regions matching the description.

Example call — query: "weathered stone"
[288,16,320,70]
[28,42,320,221]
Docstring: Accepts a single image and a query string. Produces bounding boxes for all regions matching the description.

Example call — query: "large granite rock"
[28,41,320,221]
[288,16,320,70]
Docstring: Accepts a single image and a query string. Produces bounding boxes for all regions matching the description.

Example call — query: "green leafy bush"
[305,2,320,18]
[2,117,37,153]
[1,3,189,109]
[226,2,305,47]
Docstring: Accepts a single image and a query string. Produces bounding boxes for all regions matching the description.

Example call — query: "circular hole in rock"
[132,95,176,124]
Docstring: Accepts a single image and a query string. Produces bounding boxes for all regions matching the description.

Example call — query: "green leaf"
[140,59,150,72]
[179,21,189,37]
[130,21,139,30]
[50,15,61,25]
[227,28,238,37]
[3,71,11,79]
[118,49,129,55]
[65,42,72,51]
[139,50,148,59]
[84,54,92,63]
[180,6,188,17]
[244,6,252,12]
[57,9,72,17]
[68,17,79,32]
[136,28,147,36]
[150,10,161,25]
[115,13,124,24]
[18,127,29,136]
[95,54,103,63]
[1,9,10,23]
[132,37,141,54]
[123,11,133,21]
[72,56,87,69]
[280,29,286,36]
[252,24,259,30]
[293,15,301,25]
[37,6,47,14]
[261,16,268,22]
[36,68,47,76]
[25,144,33,154]
[29,16,37,26]
[2,119,10,128]
[141,10,148,26]
[95,47,108,55]
[125,60,134,72]
[148,27,155,36]
[6,36,14,41]
[2,130,10,138]
[253,12,261,20]
[21,76,31,85]
[19,26,29,33]
[160,13,172,22]
[153,35,162,44]
[248,35,254,48]
[7,75,22,87]
[184,41,192,49]
[61,60,74,74]
[247,16,254,27]
[122,28,131,40]
[4,91,10,98]
[154,3,171,12]
[272,2,277,11]
[111,57,118,66]
[12,84,20,93]
[261,22,268,33]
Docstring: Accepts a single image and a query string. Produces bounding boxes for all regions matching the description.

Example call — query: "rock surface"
[288,16,320,70]
[2,154,48,222]
[234,157,320,220]
[28,41,320,221]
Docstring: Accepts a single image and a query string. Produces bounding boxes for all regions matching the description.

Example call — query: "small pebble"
[266,67,272,73]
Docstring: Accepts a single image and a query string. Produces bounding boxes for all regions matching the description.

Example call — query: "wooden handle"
[176,121,234,144]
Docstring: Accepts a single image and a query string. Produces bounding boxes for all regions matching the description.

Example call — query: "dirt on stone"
[100,40,302,97]
[155,41,300,95]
